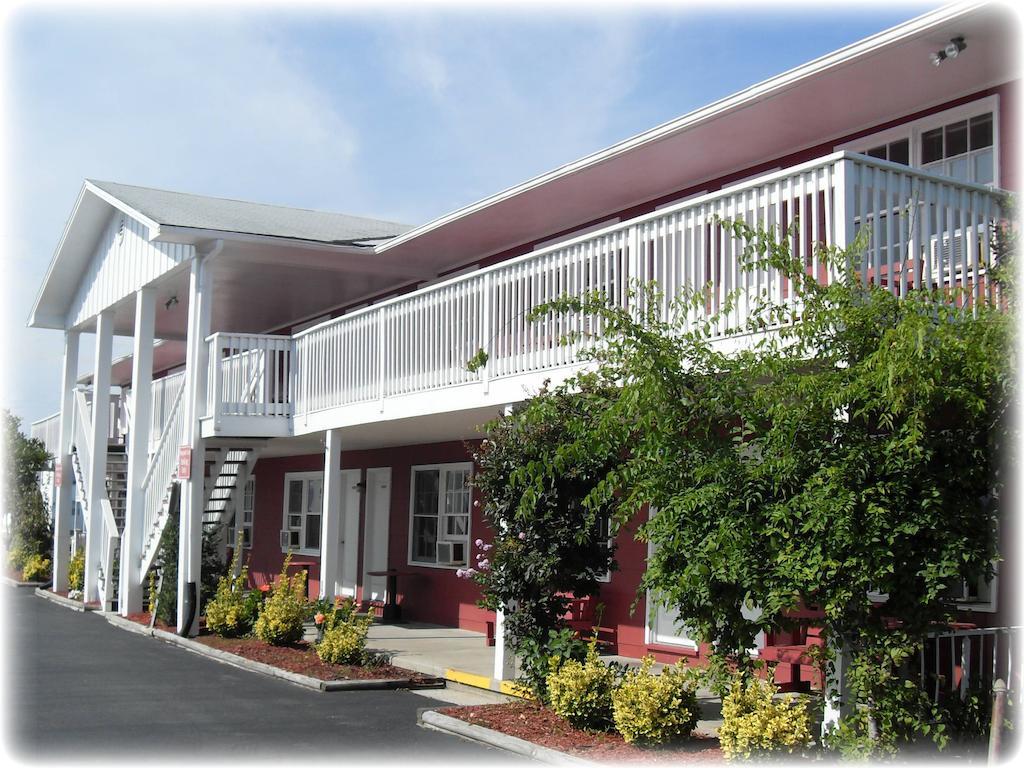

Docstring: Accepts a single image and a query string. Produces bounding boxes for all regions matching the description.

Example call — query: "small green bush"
[253,555,308,645]
[68,550,85,591]
[316,613,373,665]
[718,675,814,760]
[205,552,258,637]
[22,554,52,582]
[611,656,701,744]
[546,644,617,731]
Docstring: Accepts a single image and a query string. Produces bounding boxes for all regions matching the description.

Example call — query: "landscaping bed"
[190,634,419,681]
[125,611,176,632]
[437,702,723,764]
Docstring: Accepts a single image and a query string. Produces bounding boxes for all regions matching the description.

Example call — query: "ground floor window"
[280,472,323,555]
[408,462,471,567]
[228,477,255,549]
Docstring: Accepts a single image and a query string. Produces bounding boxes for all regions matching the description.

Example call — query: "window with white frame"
[839,96,998,186]
[409,463,471,567]
[280,472,323,554]
[227,477,255,549]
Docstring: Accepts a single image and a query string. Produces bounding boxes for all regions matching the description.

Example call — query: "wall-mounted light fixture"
[164,295,179,310]
[930,36,966,67]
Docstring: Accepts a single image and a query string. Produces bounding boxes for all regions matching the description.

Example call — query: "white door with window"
[362,467,391,601]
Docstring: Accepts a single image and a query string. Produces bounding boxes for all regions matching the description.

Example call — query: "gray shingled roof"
[88,180,413,245]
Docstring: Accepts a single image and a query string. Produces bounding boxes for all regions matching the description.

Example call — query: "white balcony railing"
[203,333,294,433]
[199,151,1002,436]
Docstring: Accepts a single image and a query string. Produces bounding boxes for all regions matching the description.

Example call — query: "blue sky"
[1,1,938,426]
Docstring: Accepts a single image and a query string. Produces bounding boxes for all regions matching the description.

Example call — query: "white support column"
[492,403,517,683]
[319,428,343,600]
[119,287,155,615]
[493,605,516,681]
[821,633,853,737]
[177,247,216,634]
[51,330,80,592]
[84,310,113,604]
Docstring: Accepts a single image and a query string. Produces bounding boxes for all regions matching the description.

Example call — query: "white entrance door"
[649,593,699,649]
[361,467,391,602]
[337,469,361,597]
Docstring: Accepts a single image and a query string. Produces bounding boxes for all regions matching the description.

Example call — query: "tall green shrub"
[470,383,620,699]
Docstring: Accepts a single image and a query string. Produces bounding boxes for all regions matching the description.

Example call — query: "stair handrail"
[99,496,120,608]
[141,381,186,491]
[73,388,93,491]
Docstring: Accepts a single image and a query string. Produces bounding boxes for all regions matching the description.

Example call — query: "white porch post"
[319,428,343,600]
[51,330,80,592]
[177,248,215,634]
[119,287,155,615]
[84,310,113,604]
[493,606,516,681]
[821,633,853,737]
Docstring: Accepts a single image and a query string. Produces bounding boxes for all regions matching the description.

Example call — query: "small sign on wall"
[55,463,62,487]
[178,446,192,480]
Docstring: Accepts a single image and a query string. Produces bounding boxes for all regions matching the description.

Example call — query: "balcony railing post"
[832,156,856,284]
[209,334,222,433]
[378,308,386,413]
[482,271,492,393]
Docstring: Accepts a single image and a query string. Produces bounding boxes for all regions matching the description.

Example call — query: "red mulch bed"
[123,613,422,681]
[438,702,723,764]
[194,635,424,681]
[125,611,179,632]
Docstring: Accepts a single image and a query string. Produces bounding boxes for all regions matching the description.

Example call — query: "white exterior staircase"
[202,445,262,539]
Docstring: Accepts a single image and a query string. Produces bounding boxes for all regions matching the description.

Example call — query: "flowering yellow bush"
[718,675,814,760]
[253,555,308,645]
[611,656,700,744]
[205,556,258,638]
[22,554,52,582]
[68,550,85,591]
[316,613,373,665]
[546,645,617,730]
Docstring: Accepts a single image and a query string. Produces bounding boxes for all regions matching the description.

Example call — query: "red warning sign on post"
[178,446,192,480]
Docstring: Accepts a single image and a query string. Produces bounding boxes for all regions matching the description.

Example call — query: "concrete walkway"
[366,622,521,695]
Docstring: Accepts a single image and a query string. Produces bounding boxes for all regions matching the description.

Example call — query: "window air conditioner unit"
[436,541,466,566]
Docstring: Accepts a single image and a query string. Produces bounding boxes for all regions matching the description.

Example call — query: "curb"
[142,625,443,693]
[33,587,94,612]
[419,710,599,766]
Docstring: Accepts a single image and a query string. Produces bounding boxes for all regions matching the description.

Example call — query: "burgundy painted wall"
[245,439,495,634]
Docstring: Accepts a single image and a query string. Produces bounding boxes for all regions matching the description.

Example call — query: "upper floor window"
[839,95,998,187]
[920,113,994,185]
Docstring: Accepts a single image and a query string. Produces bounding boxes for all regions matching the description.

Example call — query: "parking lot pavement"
[3,587,521,763]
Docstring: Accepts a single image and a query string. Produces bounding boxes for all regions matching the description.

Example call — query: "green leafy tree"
[3,410,52,561]
[512,217,1011,752]
[469,383,620,699]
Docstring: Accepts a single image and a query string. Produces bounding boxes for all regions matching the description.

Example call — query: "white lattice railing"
[199,151,1002,432]
[30,412,61,457]
[922,626,1022,706]
[138,380,187,574]
[204,333,294,429]
[149,371,186,448]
